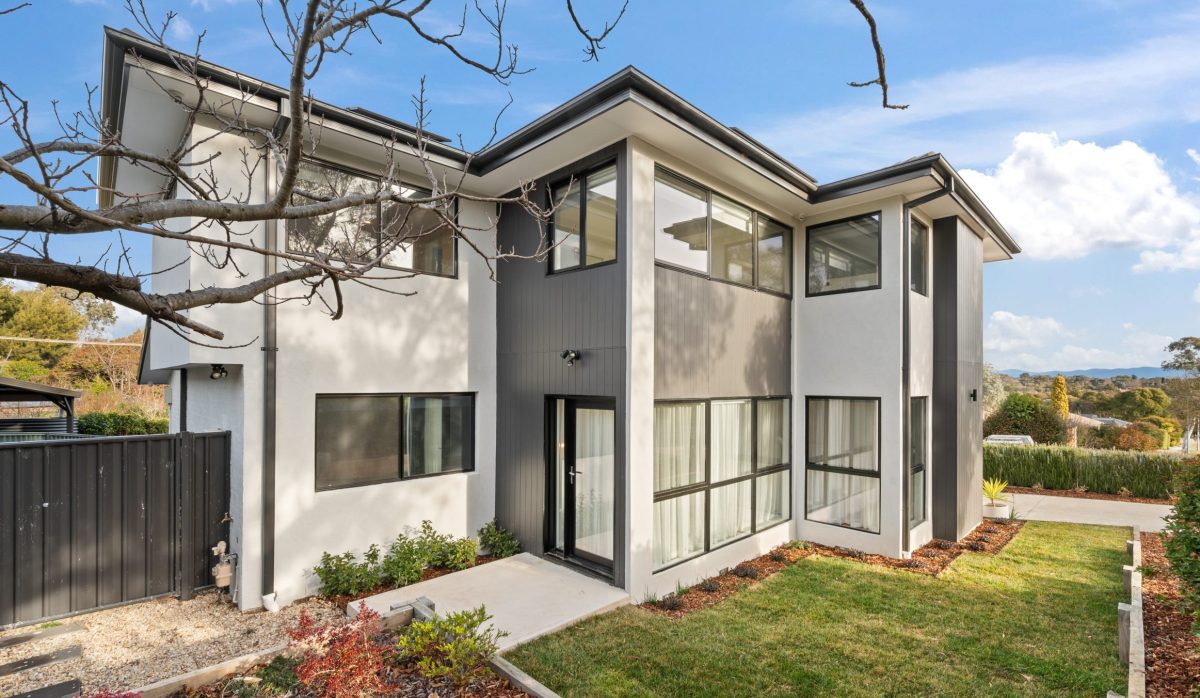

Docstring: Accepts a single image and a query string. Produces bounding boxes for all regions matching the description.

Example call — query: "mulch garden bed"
[1008,485,1172,506]
[1140,531,1199,698]
[641,520,1024,619]
[330,555,500,609]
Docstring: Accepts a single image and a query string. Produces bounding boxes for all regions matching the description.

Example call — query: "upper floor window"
[806,212,881,296]
[550,163,618,272]
[910,217,929,296]
[287,159,457,277]
[654,167,793,295]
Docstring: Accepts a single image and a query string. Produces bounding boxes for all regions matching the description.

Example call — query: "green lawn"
[506,522,1128,697]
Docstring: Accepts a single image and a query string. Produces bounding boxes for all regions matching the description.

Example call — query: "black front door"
[548,397,616,571]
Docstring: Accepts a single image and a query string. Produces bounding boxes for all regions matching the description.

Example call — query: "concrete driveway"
[1010,492,1172,531]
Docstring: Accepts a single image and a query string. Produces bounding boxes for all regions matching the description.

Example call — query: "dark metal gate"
[0,431,230,628]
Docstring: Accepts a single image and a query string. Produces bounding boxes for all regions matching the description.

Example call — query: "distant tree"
[0,285,87,366]
[1164,337,1200,453]
[983,393,1067,444]
[1100,388,1171,421]
[1137,415,1182,446]
[1051,375,1069,419]
[982,363,1007,415]
[0,358,49,383]
[1115,425,1160,452]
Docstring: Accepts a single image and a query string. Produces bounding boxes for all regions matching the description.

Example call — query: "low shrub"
[769,550,788,563]
[697,578,721,593]
[249,655,300,696]
[382,533,426,587]
[732,564,759,579]
[77,410,169,436]
[396,605,508,688]
[418,520,477,571]
[313,545,383,598]
[287,605,388,698]
[983,393,1066,444]
[477,519,520,558]
[984,443,1179,499]
[659,595,684,611]
[1164,458,1200,624]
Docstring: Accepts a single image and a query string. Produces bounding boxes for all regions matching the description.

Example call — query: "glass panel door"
[573,406,615,563]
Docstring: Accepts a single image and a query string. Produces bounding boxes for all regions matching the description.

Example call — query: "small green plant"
[675,581,690,597]
[659,595,683,611]
[786,540,812,551]
[1137,563,1161,579]
[1164,458,1200,625]
[477,519,520,558]
[36,620,62,630]
[417,520,478,570]
[382,533,427,587]
[253,655,301,696]
[397,605,508,688]
[642,590,659,605]
[983,478,1009,507]
[313,545,383,598]
[697,578,720,593]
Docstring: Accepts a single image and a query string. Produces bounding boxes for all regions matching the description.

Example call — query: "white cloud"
[960,132,1200,263]
[106,305,144,340]
[1188,148,1200,168]
[753,30,1200,175]
[984,311,1069,353]
[170,17,195,42]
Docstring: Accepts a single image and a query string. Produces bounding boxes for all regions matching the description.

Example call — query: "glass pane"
[653,491,705,569]
[585,165,618,265]
[404,395,472,477]
[654,171,708,273]
[806,213,881,295]
[756,399,790,470]
[555,400,566,550]
[574,407,615,561]
[289,161,380,261]
[552,179,582,270]
[909,471,926,528]
[710,195,754,285]
[806,470,880,533]
[909,397,928,526]
[710,480,752,546]
[315,396,400,489]
[653,402,706,492]
[711,399,751,482]
[757,217,791,294]
[911,217,928,295]
[806,398,878,472]
[381,186,456,275]
[756,470,791,528]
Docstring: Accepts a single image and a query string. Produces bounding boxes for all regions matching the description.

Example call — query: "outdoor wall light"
[210,364,229,381]
[560,349,580,367]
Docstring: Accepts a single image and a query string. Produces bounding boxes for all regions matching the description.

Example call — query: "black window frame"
[909,396,928,527]
[652,165,793,299]
[803,395,882,534]
[547,160,619,274]
[652,396,793,572]
[313,391,476,492]
[910,215,929,296]
[804,211,883,298]
[285,157,461,279]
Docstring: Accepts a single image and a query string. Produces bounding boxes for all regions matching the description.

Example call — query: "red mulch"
[640,520,1024,619]
[330,555,499,609]
[1009,485,1172,506]
[1141,532,1199,698]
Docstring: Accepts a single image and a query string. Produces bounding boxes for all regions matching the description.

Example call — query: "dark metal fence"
[0,431,230,628]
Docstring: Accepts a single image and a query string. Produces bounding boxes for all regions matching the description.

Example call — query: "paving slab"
[352,553,628,650]
[1010,493,1171,531]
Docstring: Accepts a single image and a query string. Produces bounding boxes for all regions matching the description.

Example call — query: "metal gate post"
[177,432,195,601]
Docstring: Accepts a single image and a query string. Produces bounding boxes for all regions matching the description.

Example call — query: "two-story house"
[107,27,1020,609]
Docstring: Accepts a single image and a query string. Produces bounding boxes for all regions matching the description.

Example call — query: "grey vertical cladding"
[654,267,791,400]
[495,143,628,587]
[932,216,984,541]
[0,432,231,628]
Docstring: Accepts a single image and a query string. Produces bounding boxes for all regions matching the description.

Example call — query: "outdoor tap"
[211,540,236,603]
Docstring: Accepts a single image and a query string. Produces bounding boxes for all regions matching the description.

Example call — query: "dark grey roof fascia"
[813,154,1021,255]
[0,377,83,400]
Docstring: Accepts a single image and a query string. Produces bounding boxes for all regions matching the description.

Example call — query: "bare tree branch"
[566,0,629,62]
[847,0,908,110]
[0,3,29,16]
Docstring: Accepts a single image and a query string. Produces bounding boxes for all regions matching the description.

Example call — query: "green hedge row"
[77,411,169,436]
[983,444,1179,499]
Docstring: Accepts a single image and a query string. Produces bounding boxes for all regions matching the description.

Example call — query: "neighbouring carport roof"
[0,377,83,402]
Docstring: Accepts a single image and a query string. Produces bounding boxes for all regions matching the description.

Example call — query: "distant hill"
[997,367,1186,379]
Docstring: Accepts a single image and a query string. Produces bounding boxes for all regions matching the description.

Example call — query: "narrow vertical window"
[550,163,618,272]
[585,165,618,265]
[757,216,792,294]
[551,179,582,271]
[710,195,754,285]
[909,397,928,527]
[911,217,929,295]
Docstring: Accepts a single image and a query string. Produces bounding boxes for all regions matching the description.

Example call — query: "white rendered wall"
[794,197,906,558]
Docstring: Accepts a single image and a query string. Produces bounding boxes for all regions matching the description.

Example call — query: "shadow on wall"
[742,313,789,398]
[653,269,734,398]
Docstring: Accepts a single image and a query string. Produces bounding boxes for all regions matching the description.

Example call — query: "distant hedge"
[77,411,169,436]
[983,443,1179,499]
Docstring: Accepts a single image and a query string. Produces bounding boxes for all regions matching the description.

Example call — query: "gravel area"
[0,592,343,695]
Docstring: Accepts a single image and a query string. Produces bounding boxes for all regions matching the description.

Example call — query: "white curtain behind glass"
[711,400,751,482]
[756,470,790,527]
[654,403,706,492]
[653,492,705,568]
[807,399,878,471]
[711,481,752,545]
[575,408,615,561]
[756,399,790,468]
[806,470,880,532]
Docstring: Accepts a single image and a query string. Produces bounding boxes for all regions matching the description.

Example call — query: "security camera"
[560,349,580,367]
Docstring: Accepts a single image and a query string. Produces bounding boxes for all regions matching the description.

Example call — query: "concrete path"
[353,553,628,650]
[1011,492,1172,531]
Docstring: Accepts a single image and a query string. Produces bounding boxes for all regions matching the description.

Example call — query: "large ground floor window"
[315,393,474,491]
[653,397,791,570]
[805,396,880,533]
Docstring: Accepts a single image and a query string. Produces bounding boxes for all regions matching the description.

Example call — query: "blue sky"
[2,0,1197,369]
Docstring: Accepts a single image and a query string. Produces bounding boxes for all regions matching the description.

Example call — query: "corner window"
[287,160,458,277]
[653,397,792,570]
[911,217,929,296]
[909,397,927,527]
[654,167,793,295]
[806,213,881,296]
[315,393,474,490]
[550,163,617,272]
[805,397,880,533]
